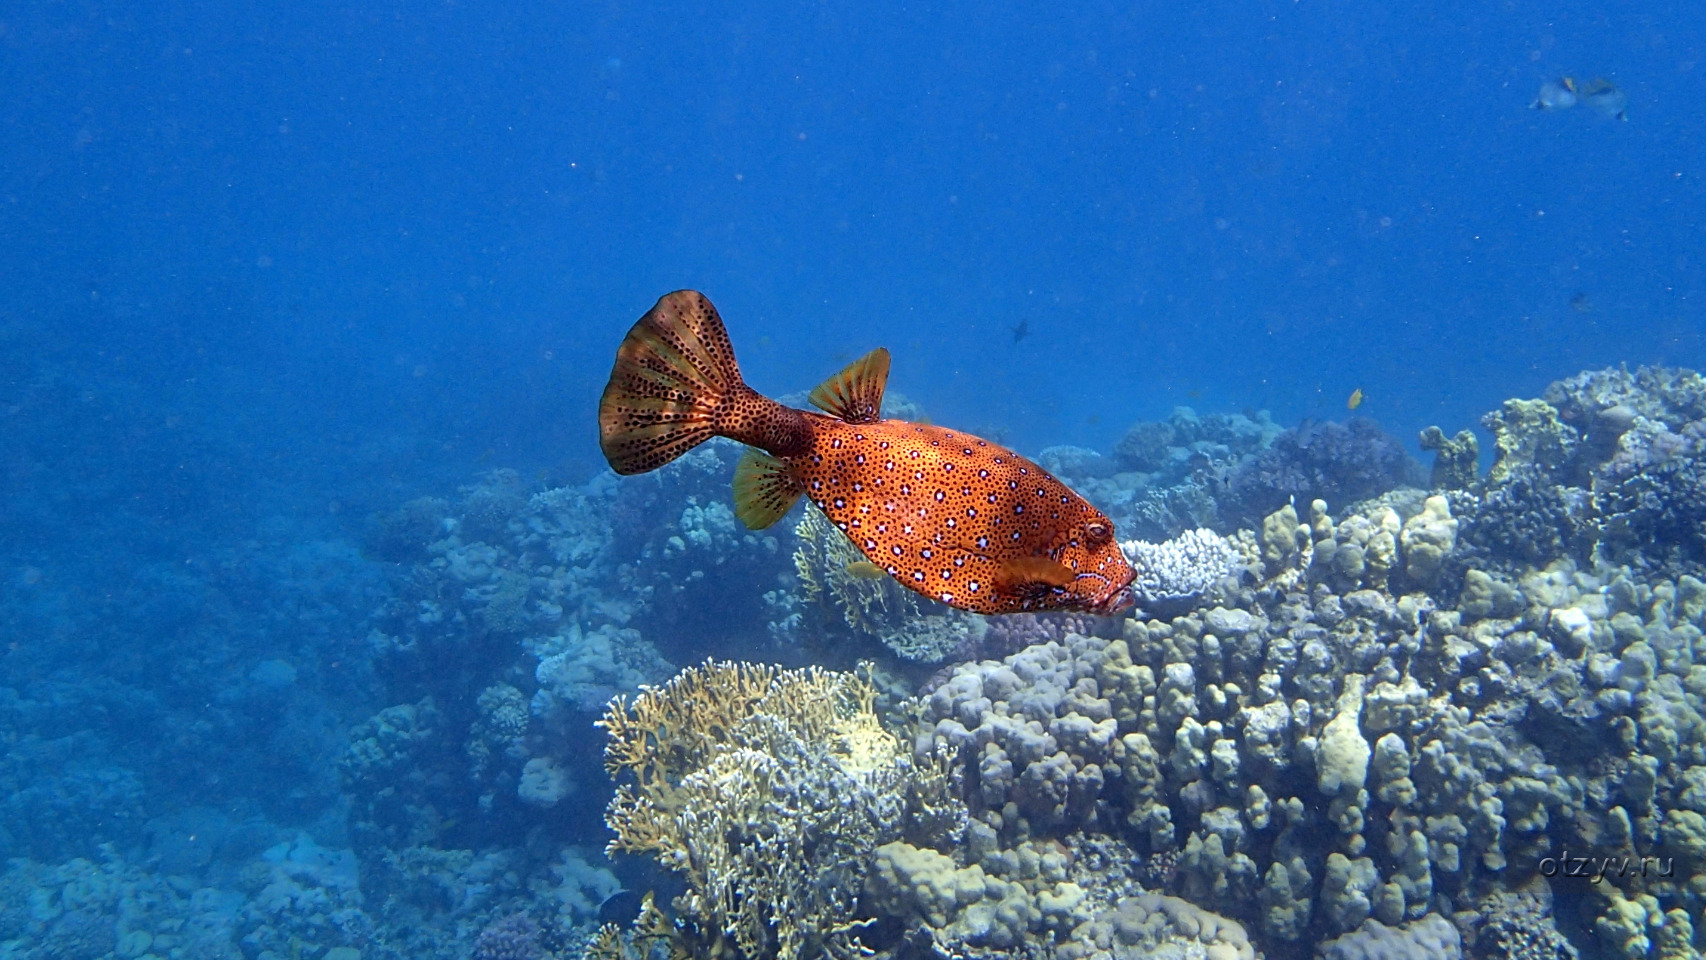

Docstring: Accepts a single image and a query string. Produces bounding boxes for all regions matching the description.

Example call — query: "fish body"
[1532,77,1578,111]
[599,291,1135,616]
[1347,387,1364,411]
[1579,78,1627,121]
[790,415,1132,614]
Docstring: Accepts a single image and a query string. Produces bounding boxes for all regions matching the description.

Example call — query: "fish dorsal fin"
[995,556,1077,594]
[732,449,805,530]
[808,348,890,424]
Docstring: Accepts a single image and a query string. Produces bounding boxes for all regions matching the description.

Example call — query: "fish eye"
[1085,521,1110,543]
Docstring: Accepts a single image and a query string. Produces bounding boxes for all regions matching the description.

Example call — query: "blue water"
[2,0,1703,955]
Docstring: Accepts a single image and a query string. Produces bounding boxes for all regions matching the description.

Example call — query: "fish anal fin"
[808,348,890,424]
[732,450,805,530]
[995,556,1076,594]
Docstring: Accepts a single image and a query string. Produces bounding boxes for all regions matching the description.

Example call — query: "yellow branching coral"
[591,894,689,960]
[792,510,916,635]
[594,660,964,960]
[791,515,826,606]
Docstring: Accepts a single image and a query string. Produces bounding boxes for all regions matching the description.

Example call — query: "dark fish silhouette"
[599,890,643,928]
[1011,319,1029,344]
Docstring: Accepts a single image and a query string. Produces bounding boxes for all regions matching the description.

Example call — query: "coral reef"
[1417,427,1479,492]
[904,469,1706,957]
[867,841,1257,960]
[23,360,1706,960]
[1318,914,1460,960]
[953,612,1119,666]
[1423,365,1706,582]
[1048,407,1282,542]
[0,834,618,960]
[1108,407,1284,479]
[337,442,794,921]
[471,913,546,960]
[1220,418,1424,530]
[1466,891,1578,960]
[413,363,1706,960]
[0,850,244,960]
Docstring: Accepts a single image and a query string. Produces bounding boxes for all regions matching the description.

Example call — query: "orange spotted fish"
[598,290,1136,616]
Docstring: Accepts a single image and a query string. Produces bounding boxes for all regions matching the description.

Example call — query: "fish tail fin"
[732,450,805,529]
[599,291,751,475]
[808,348,890,424]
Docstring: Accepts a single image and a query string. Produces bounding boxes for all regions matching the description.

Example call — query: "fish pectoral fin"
[732,450,805,530]
[995,556,1077,594]
[808,348,890,424]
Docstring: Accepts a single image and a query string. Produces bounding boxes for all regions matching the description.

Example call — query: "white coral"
[1121,529,1240,602]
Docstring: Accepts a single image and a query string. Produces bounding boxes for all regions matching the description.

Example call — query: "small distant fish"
[1578,78,1628,121]
[599,291,1136,615]
[1570,292,1594,314]
[1531,76,1627,121]
[1011,319,1030,344]
[1347,388,1364,411]
[845,560,887,579]
[1531,77,1579,111]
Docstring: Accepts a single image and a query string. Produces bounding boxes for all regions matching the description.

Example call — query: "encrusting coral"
[591,660,964,960]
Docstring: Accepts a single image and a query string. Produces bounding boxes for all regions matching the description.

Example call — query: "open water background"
[1,0,1703,952]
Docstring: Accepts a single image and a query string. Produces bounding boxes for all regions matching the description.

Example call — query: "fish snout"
[1079,564,1136,616]
[1088,584,1136,616]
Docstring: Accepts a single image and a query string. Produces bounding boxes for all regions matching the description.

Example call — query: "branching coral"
[594,660,965,960]
[793,508,920,635]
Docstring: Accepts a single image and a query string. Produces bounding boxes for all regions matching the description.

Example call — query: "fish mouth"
[1086,585,1136,617]
[1068,567,1136,616]
[1079,569,1136,616]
